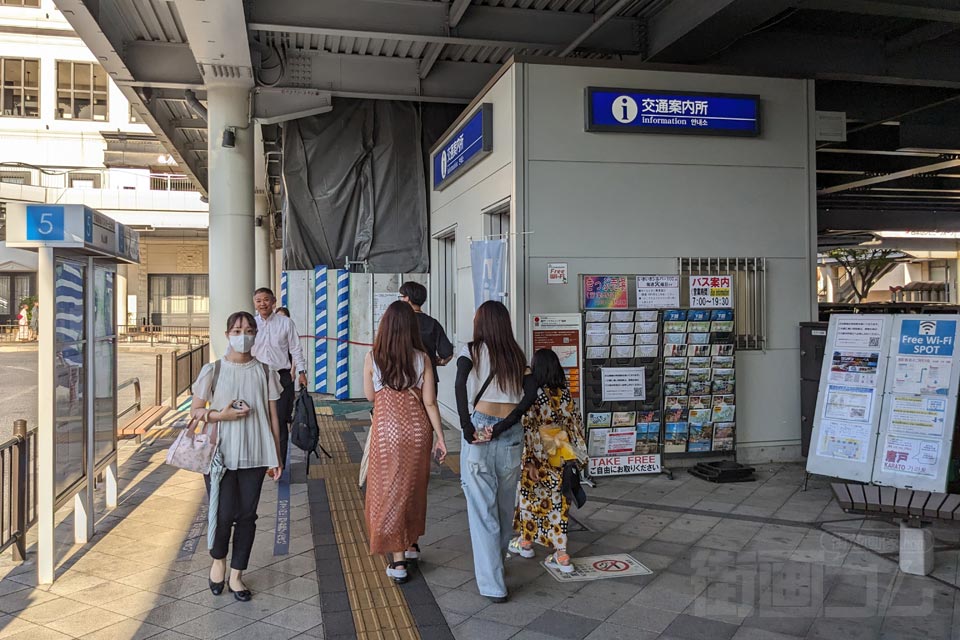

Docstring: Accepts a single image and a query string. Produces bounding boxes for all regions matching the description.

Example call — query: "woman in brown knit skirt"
[363,301,447,583]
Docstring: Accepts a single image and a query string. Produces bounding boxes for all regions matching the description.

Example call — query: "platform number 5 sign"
[26,206,65,242]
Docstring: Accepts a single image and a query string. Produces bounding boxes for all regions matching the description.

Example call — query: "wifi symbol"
[919,321,937,336]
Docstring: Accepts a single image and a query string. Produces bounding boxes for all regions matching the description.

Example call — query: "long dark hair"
[469,301,526,395]
[532,348,567,390]
[373,301,426,390]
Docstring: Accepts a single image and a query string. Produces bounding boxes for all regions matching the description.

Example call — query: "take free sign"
[898,319,957,356]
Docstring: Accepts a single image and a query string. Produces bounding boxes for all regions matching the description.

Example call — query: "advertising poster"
[815,419,870,463]
[689,275,733,308]
[835,317,884,349]
[373,292,397,328]
[893,355,952,395]
[823,384,874,423]
[881,435,940,477]
[584,276,628,309]
[828,351,880,386]
[601,367,646,402]
[532,314,582,396]
[636,275,680,309]
[887,394,947,437]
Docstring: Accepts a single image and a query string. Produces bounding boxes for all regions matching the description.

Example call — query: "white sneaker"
[545,552,574,574]
[508,537,535,559]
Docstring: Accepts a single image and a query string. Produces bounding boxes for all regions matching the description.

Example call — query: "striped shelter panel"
[314,266,328,394]
[335,270,349,400]
[280,271,288,308]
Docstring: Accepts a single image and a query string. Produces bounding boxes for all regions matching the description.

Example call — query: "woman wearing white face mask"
[190,311,283,602]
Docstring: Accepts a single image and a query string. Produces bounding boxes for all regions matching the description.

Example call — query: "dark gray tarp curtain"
[282,99,459,273]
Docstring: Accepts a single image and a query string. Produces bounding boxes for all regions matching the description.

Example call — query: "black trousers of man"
[276,368,295,461]
[205,467,267,570]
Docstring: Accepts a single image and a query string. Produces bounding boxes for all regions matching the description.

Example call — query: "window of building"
[0,272,35,324]
[434,229,457,339]
[69,173,101,189]
[148,274,209,326]
[0,171,31,185]
[56,61,109,121]
[1,0,40,7]
[1,58,39,117]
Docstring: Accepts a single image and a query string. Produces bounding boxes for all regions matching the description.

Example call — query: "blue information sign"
[25,205,65,241]
[586,88,760,137]
[898,319,957,357]
[433,103,493,190]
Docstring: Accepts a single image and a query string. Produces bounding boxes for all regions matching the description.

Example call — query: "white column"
[37,248,55,584]
[254,194,271,290]
[208,84,255,358]
[116,265,128,329]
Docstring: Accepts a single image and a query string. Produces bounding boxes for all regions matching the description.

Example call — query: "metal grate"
[679,257,766,350]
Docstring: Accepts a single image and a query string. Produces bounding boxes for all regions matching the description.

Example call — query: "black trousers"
[205,467,267,570]
[277,369,294,462]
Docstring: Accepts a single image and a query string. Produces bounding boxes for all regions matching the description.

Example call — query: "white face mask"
[229,333,256,354]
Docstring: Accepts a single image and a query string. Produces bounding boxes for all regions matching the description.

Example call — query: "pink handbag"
[165,418,219,474]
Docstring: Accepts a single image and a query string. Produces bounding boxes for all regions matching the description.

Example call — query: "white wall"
[430,60,817,461]
[430,67,519,419]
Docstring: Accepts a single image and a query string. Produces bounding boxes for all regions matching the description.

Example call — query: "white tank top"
[371,354,425,392]
[459,344,523,405]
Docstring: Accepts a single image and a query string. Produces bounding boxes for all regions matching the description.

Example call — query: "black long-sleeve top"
[455,359,537,442]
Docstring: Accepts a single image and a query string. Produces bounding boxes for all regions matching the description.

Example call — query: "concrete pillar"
[254,194,271,290]
[37,247,55,584]
[208,84,255,358]
[116,265,128,329]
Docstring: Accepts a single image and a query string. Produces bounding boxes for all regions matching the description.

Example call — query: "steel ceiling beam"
[645,0,796,62]
[819,205,960,232]
[248,0,641,54]
[818,158,960,194]
[886,23,959,54]
[711,31,960,88]
[797,0,960,24]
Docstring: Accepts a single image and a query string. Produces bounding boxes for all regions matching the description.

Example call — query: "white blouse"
[371,353,426,392]
[193,358,282,470]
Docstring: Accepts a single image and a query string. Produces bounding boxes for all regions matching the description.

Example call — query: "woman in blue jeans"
[455,301,528,603]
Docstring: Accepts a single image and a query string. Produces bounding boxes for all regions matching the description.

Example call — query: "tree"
[827,248,900,302]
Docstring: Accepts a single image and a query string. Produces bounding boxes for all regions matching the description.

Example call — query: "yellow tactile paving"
[311,412,421,640]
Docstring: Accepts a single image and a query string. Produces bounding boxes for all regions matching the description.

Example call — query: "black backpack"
[291,388,320,456]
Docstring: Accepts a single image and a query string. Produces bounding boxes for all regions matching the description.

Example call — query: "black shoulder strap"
[473,373,495,407]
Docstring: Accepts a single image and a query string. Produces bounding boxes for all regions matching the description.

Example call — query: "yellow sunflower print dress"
[513,386,586,551]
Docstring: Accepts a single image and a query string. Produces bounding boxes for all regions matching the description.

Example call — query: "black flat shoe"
[228,584,252,602]
[208,578,225,596]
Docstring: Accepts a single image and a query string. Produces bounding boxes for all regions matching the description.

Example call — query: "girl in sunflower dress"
[507,349,587,573]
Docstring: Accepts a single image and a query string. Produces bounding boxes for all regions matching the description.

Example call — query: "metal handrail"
[117,377,142,420]
[0,420,37,561]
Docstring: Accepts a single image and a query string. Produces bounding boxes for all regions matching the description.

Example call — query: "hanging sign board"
[530,313,582,398]
[872,316,960,492]
[432,103,493,191]
[806,315,892,483]
[689,275,733,308]
[585,88,761,137]
[636,275,680,308]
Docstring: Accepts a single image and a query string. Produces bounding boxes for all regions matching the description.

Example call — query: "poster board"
[530,313,583,403]
[806,315,892,483]
[871,315,960,492]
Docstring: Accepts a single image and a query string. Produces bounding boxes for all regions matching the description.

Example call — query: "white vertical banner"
[470,239,507,309]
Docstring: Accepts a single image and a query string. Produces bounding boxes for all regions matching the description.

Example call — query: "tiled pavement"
[2,399,960,639]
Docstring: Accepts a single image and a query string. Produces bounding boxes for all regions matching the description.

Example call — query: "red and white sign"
[589,454,661,477]
[548,263,568,285]
[689,275,733,308]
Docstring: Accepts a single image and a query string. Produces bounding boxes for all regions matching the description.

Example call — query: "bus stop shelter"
[5,203,140,584]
